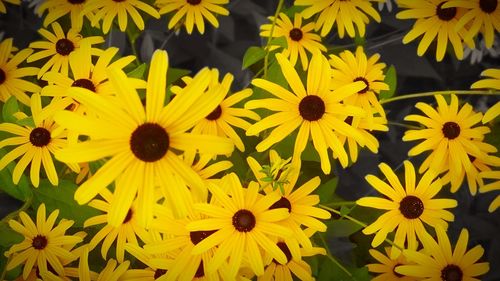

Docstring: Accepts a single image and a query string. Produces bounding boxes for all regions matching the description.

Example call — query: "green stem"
[380,90,500,105]
[323,201,357,207]
[387,121,421,130]
[263,0,284,79]
[318,233,353,278]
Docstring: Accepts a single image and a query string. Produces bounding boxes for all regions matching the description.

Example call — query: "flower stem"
[323,201,357,207]
[380,90,500,105]
[263,0,284,78]
[387,121,421,130]
[318,232,353,278]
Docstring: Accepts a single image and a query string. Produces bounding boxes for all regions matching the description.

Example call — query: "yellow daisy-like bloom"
[403,94,492,193]
[294,0,382,38]
[329,46,389,119]
[36,0,96,31]
[53,50,234,227]
[79,247,130,281]
[27,22,104,79]
[0,39,40,105]
[396,227,489,280]
[357,161,457,258]
[479,170,500,212]
[84,187,152,263]
[156,0,230,34]
[246,53,367,174]
[186,173,293,277]
[0,0,19,13]
[260,13,327,70]
[83,0,160,34]
[367,247,418,281]
[471,68,500,90]
[173,70,260,152]
[0,94,78,187]
[396,0,475,61]
[443,0,500,48]
[5,204,83,280]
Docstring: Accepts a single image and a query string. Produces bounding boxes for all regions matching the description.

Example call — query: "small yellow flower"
[367,247,418,281]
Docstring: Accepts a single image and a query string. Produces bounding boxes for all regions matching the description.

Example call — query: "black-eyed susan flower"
[367,247,418,281]
[0,0,19,13]
[53,50,234,227]
[294,0,382,38]
[403,94,492,193]
[444,0,500,48]
[186,173,293,277]
[396,227,489,280]
[357,161,457,258]
[329,46,389,119]
[471,68,500,90]
[156,0,229,34]
[172,70,260,152]
[396,0,475,61]
[84,188,152,263]
[479,170,500,212]
[5,204,83,279]
[0,39,40,105]
[260,13,327,71]
[36,0,96,31]
[0,94,79,187]
[246,53,367,174]
[83,0,160,34]
[27,22,104,78]
[79,246,130,281]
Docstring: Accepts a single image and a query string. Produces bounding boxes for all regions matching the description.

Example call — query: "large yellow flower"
[403,94,493,193]
[367,247,418,281]
[0,0,19,13]
[396,227,489,280]
[260,12,327,70]
[0,94,78,187]
[53,50,234,227]
[294,0,382,38]
[246,53,367,174]
[396,0,475,61]
[5,204,83,279]
[357,161,457,258]
[156,0,230,34]
[36,0,96,31]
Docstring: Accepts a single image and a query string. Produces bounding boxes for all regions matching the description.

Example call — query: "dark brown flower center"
[68,0,85,3]
[442,122,460,139]
[273,242,292,264]
[289,28,303,41]
[32,235,48,250]
[399,195,424,219]
[190,230,216,245]
[299,95,325,121]
[195,261,205,278]
[130,123,169,162]
[353,77,370,94]
[30,127,51,147]
[154,269,167,279]
[123,209,133,224]
[232,209,256,232]
[441,264,463,281]
[205,105,222,120]
[436,2,457,21]
[0,68,6,84]
[187,0,201,5]
[72,78,96,92]
[55,39,75,56]
[480,0,497,13]
[269,196,292,213]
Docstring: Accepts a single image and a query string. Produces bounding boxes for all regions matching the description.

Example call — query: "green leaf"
[32,180,101,227]
[2,96,19,123]
[0,148,33,201]
[242,46,267,70]
[340,205,353,216]
[0,221,23,248]
[127,63,147,79]
[16,117,35,128]
[316,177,338,203]
[167,67,191,85]
[379,65,397,100]
[326,219,363,237]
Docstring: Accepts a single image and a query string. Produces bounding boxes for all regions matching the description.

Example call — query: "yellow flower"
[482,101,500,124]
[83,0,160,34]
[443,0,500,48]
[53,50,234,227]
[471,68,500,90]
[246,53,367,174]
[367,247,418,281]
[396,227,489,280]
[294,0,382,38]
[186,173,293,277]
[0,94,79,187]
[260,13,327,70]
[0,39,40,105]
[479,170,500,212]
[156,0,229,34]
[183,151,233,184]
[79,247,130,281]
[403,94,493,193]
[5,204,83,280]
[396,0,475,61]
[357,161,457,258]
[36,0,96,31]
[27,22,104,79]
[0,0,19,13]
